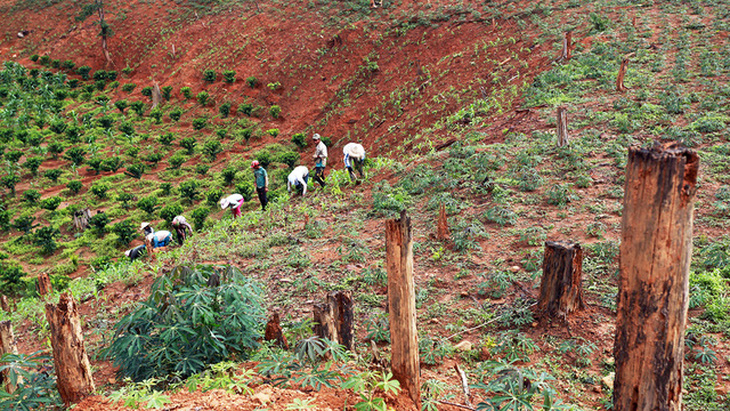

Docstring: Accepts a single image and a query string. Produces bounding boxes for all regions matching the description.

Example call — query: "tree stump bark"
[560,30,573,61]
[617,58,629,92]
[313,291,353,350]
[556,106,569,147]
[437,204,450,241]
[0,321,20,393]
[152,81,162,109]
[45,293,95,405]
[386,211,420,409]
[72,208,91,232]
[264,312,288,349]
[538,241,585,320]
[37,272,52,298]
[613,143,699,411]
[0,295,10,312]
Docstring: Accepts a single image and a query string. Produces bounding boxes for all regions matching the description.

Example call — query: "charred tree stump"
[45,293,95,405]
[617,58,629,92]
[313,291,353,350]
[437,204,450,241]
[72,208,91,232]
[0,321,20,393]
[37,273,52,298]
[613,143,699,411]
[556,106,569,147]
[264,312,289,349]
[538,241,585,320]
[386,211,420,409]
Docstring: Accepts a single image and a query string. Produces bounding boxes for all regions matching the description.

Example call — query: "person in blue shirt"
[251,160,269,211]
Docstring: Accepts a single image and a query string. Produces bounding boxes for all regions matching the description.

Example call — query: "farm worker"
[140,221,154,236]
[312,133,328,189]
[251,160,269,211]
[145,229,172,258]
[219,193,245,218]
[343,143,366,182]
[171,215,193,245]
[287,165,309,196]
[124,244,146,261]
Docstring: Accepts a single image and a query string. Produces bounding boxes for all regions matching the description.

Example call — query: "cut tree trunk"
[0,321,20,393]
[313,291,353,350]
[613,143,699,411]
[560,31,573,61]
[617,58,629,92]
[37,272,52,297]
[537,241,585,320]
[264,312,288,349]
[437,204,450,241]
[386,211,421,409]
[72,208,91,232]
[556,106,569,147]
[46,293,95,405]
[0,295,9,312]
[152,81,162,109]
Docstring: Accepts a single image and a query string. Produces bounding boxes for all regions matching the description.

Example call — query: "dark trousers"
[174,227,186,245]
[256,187,268,210]
[314,166,326,188]
[347,159,364,181]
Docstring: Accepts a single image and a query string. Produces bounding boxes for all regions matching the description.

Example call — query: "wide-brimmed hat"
[219,197,230,209]
[124,249,131,257]
[140,222,150,231]
[312,133,321,140]
[346,143,365,159]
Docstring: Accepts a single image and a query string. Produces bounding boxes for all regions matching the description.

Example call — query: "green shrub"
[121,83,136,92]
[203,69,216,82]
[77,65,91,80]
[246,76,258,88]
[102,157,123,173]
[12,213,36,234]
[202,140,222,161]
[47,142,65,158]
[149,108,163,123]
[206,187,224,206]
[44,169,63,183]
[159,203,184,226]
[266,128,280,137]
[219,102,231,118]
[239,103,253,116]
[181,137,196,154]
[22,157,44,176]
[90,183,110,199]
[107,265,264,381]
[0,260,27,295]
[125,163,145,179]
[67,180,82,194]
[191,208,209,230]
[192,117,207,130]
[159,183,172,196]
[33,226,59,255]
[160,133,175,146]
[112,220,136,245]
[196,91,209,106]
[179,181,199,203]
[196,164,210,175]
[40,196,62,212]
[115,99,129,113]
[222,70,236,83]
[89,212,110,233]
[137,196,158,215]
[546,184,578,207]
[86,157,104,175]
[23,190,41,204]
[130,101,145,116]
[161,85,172,100]
[30,54,39,62]
[236,180,254,202]
[168,154,186,169]
[140,86,153,97]
[169,107,183,121]
[269,105,281,119]
[276,151,299,168]
[93,70,108,81]
[221,168,237,186]
[5,150,23,163]
[180,86,192,99]
[121,66,133,76]
[292,133,307,149]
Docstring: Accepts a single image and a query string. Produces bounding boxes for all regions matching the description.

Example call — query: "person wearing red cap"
[251,160,269,211]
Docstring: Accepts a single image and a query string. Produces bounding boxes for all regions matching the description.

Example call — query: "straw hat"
[346,143,365,159]
[140,222,151,231]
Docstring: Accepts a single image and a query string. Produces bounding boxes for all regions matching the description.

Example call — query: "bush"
[137,196,158,215]
[159,183,172,196]
[161,86,172,100]
[1,174,19,194]
[192,117,207,130]
[149,108,163,123]
[159,203,184,226]
[219,101,231,118]
[33,226,59,255]
[292,133,307,149]
[197,91,209,106]
[191,207,209,230]
[67,180,82,194]
[44,169,63,183]
[202,140,222,161]
[266,128,280,137]
[179,181,199,203]
[181,137,197,155]
[108,265,264,381]
[181,86,192,99]
[102,157,123,173]
[125,163,145,179]
[168,154,186,169]
[169,107,183,121]
[40,196,62,212]
[23,190,41,204]
[277,151,299,168]
[90,183,110,199]
[22,157,44,176]
[203,69,216,82]
[269,105,281,119]
[140,86,153,97]
[206,187,224,206]
[246,76,258,88]
[0,260,27,295]
[160,133,175,146]
[121,83,136,92]
[221,168,237,186]
[47,142,65,158]
[239,103,253,116]
[112,220,136,245]
[130,101,145,116]
[77,65,91,80]
[89,212,110,233]
[115,99,129,113]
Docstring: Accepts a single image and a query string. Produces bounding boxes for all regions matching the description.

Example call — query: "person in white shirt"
[287,166,309,196]
[219,193,245,218]
[312,133,328,188]
[343,143,366,182]
[171,215,193,244]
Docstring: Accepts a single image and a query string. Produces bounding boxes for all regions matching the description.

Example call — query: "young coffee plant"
[107,265,265,380]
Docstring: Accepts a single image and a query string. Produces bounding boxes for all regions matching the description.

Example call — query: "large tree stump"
[72,208,91,232]
[45,293,95,405]
[386,211,420,409]
[313,291,353,350]
[556,106,569,147]
[0,295,10,312]
[0,321,20,393]
[264,312,288,349]
[617,58,629,92]
[437,204,450,241]
[560,30,573,61]
[613,143,699,411]
[37,273,52,298]
[538,241,585,320]
[152,81,162,109]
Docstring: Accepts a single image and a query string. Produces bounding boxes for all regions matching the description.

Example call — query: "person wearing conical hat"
[343,143,366,182]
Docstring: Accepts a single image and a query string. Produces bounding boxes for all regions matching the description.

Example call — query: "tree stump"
[264,312,288,349]
[0,321,20,393]
[152,81,162,109]
[613,143,699,411]
[617,58,629,92]
[0,295,10,312]
[45,293,95,405]
[37,272,52,298]
[538,241,585,320]
[72,208,91,232]
[313,291,353,350]
[437,204,450,241]
[386,211,420,409]
[560,30,573,61]
[556,106,569,147]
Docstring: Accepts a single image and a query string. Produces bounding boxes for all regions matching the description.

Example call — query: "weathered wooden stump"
[0,321,20,393]
[386,211,420,409]
[437,204,450,241]
[538,241,585,320]
[45,293,95,405]
[0,295,10,312]
[264,312,289,349]
[557,106,569,147]
[37,272,52,297]
[313,291,353,350]
[72,209,91,232]
[617,58,629,92]
[613,143,699,411]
